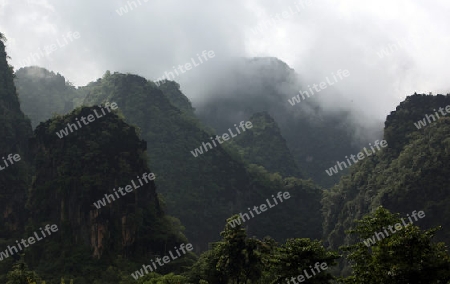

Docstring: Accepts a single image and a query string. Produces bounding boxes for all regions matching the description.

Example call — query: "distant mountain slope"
[157,79,197,119]
[14,66,85,128]
[232,111,303,178]
[193,57,381,188]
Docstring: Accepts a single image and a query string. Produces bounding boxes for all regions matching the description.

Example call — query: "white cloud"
[0,0,448,120]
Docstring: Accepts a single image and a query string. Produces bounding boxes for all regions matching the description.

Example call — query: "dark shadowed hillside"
[24,106,192,282]
[0,33,32,244]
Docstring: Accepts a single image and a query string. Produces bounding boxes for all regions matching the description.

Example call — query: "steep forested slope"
[0,33,32,243]
[82,72,324,250]
[23,105,191,282]
[322,94,450,252]
[384,93,450,155]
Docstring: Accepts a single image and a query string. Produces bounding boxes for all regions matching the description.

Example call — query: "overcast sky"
[1,0,449,119]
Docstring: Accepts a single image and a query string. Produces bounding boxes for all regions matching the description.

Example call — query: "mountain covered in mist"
[4,36,450,283]
[14,66,85,128]
[193,57,382,188]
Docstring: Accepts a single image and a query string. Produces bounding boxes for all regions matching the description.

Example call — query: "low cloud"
[0,0,449,122]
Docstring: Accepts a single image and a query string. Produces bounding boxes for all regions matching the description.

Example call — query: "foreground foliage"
[340,207,450,284]
[187,215,339,284]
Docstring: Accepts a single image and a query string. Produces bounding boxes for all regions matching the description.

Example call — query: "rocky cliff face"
[28,106,185,262]
[82,72,254,251]
[0,34,32,238]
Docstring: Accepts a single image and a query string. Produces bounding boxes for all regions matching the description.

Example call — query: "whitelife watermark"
[284,262,328,284]
[376,34,419,59]
[154,50,215,86]
[115,0,150,16]
[55,102,118,139]
[0,153,21,172]
[228,191,291,228]
[1,0,53,13]
[131,243,193,280]
[93,172,156,209]
[288,69,350,106]
[190,120,253,157]
[18,31,81,66]
[325,139,388,176]
[0,224,58,261]
[414,104,450,129]
[249,0,312,36]
[363,210,425,247]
